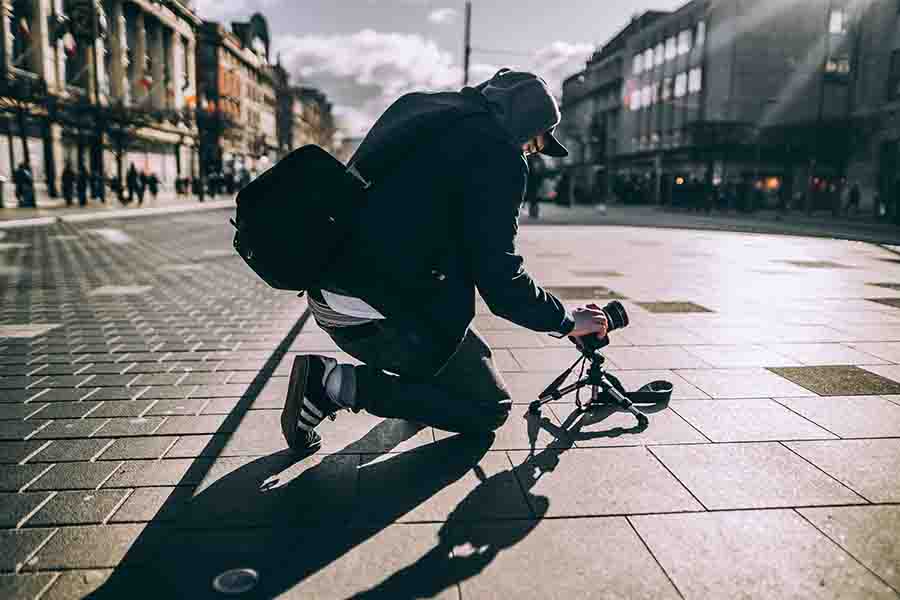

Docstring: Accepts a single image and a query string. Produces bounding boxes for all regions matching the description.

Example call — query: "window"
[651,82,659,104]
[695,21,706,47]
[825,56,850,74]
[829,9,846,34]
[644,48,654,69]
[641,84,652,107]
[890,49,900,100]
[677,30,692,55]
[665,36,677,60]
[631,88,642,110]
[660,77,672,101]
[688,67,703,93]
[654,42,665,66]
[633,53,643,74]
[674,72,687,98]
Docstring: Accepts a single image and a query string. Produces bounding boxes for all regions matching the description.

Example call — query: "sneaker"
[281,355,341,455]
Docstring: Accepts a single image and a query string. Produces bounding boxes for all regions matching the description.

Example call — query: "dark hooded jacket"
[320,86,572,373]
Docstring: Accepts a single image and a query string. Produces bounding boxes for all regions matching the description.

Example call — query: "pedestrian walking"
[13,162,35,208]
[126,164,139,203]
[148,172,159,200]
[137,171,147,205]
[77,167,88,206]
[61,161,75,206]
[276,69,611,456]
[846,182,861,216]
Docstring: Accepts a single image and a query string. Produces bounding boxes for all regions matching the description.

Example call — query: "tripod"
[528,336,650,430]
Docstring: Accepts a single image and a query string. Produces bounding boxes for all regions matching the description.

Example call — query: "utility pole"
[463,1,471,86]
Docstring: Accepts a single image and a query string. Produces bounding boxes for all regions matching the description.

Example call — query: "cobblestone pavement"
[1,210,900,598]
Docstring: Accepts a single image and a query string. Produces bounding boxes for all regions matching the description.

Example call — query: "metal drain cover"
[213,568,259,595]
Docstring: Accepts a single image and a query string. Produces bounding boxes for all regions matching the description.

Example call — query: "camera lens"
[602,300,629,332]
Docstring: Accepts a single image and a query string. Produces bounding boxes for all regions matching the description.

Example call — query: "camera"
[572,300,629,351]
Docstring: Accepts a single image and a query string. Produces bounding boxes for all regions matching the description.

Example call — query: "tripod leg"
[603,378,649,430]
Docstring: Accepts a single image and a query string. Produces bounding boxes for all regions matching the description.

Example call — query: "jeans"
[323,320,512,434]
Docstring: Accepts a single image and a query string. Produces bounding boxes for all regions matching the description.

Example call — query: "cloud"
[191,0,279,20]
[275,30,591,137]
[428,8,459,25]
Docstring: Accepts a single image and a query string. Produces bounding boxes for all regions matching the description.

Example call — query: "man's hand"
[569,303,609,339]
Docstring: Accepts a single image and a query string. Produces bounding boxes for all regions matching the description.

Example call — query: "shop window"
[888,49,900,100]
[644,48,654,69]
[631,88,642,110]
[641,84,652,107]
[829,9,846,34]
[688,67,703,93]
[825,55,850,75]
[660,77,672,101]
[674,72,687,98]
[665,36,677,60]
[633,53,643,74]
[654,42,665,66]
[677,30,692,55]
[695,21,706,48]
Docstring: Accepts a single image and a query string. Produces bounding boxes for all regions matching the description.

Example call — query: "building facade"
[0,0,201,196]
[195,13,278,178]
[563,0,890,213]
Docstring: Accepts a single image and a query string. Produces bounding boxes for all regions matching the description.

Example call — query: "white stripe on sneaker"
[303,398,324,420]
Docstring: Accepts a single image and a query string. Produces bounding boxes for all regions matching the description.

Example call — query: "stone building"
[0,0,201,197]
[195,13,278,178]
[563,0,887,212]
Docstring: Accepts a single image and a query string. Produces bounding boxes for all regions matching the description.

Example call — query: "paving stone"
[30,419,104,439]
[31,388,96,402]
[455,517,679,599]
[29,439,111,462]
[27,461,121,491]
[799,505,900,592]
[786,439,900,503]
[86,400,154,418]
[0,389,32,403]
[0,572,58,598]
[0,464,52,492]
[507,446,702,517]
[602,346,712,370]
[547,404,709,446]
[154,414,227,435]
[0,403,43,420]
[543,286,624,300]
[676,368,818,399]
[199,396,241,414]
[164,434,226,458]
[41,569,113,600]
[682,344,802,368]
[98,437,177,461]
[29,375,94,389]
[189,383,254,398]
[636,301,713,313]
[0,441,46,464]
[0,528,55,572]
[93,417,165,437]
[136,385,190,400]
[781,259,852,269]
[650,442,863,510]
[669,398,836,442]
[143,398,206,416]
[768,365,900,396]
[26,490,130,527]
[866,297,900,309]
[104,459,207,488]
[775,395,900,438]
[129,374,184,387]
[769,342,889,366]
[107,487,193,523]
[359,448,529,524]
[630,510,897,600]
[35,401,102,419]
[0,491,53,527]
[26,524,148,570]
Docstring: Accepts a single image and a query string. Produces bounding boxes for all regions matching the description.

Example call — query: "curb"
[0,198,233,229]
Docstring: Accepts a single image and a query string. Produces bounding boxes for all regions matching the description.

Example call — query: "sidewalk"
[0,188,233,227]
[527,202,900,245]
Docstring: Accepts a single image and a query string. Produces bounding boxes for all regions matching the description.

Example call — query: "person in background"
[61,161,75,206]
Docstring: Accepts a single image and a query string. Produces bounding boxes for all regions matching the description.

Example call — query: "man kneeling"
[281,70,609,454]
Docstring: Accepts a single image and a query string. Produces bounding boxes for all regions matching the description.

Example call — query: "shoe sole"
[282,355,311,452]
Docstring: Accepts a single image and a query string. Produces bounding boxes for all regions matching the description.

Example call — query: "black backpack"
[231,90,490,294]
[231,145,369,292]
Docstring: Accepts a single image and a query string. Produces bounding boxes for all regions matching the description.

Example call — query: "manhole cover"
[212,568,259,595]
[868,283,900,291]
[767,366,900,396]
[636,301,713,314]
[544,286,625,300]
[569,270,623,278]
[780,260,851,269]
[866,298,900,309]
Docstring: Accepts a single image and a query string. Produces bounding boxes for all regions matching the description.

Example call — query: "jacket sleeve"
[460,149,574,335]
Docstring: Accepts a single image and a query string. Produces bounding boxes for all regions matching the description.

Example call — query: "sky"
[191,0,685,138]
